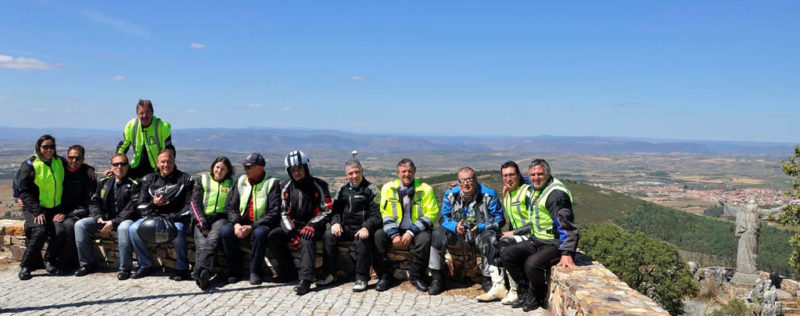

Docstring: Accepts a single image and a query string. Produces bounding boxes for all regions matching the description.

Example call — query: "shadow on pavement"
[0,284,281,313]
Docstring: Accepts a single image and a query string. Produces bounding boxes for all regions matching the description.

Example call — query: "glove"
[299,225,315,240]
[289,234,300,247]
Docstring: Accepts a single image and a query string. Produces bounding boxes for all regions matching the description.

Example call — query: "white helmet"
[284,150,310,168]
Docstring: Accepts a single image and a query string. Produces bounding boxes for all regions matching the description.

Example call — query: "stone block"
[10,244,25,261]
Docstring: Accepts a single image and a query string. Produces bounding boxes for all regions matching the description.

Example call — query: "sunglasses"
[40,145,55,150]
[458,177,476,184]
[67,156,83,161]
[111,162,129,167]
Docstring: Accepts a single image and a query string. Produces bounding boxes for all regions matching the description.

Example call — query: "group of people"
[15,100,579,312]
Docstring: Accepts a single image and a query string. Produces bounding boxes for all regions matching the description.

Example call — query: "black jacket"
[89,175,140,227]
[331,179,381,233]
[62,164,97,220]
[224,175,281,228]
[279,175,332,232]
[137,169,194,222]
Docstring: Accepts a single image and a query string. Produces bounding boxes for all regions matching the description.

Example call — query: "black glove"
[299,225,315,240]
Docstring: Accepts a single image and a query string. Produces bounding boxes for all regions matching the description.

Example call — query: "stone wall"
[2,219,669,315]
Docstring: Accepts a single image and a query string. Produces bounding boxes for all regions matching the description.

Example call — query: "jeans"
[129,218,188,270]
[74,217,136,272]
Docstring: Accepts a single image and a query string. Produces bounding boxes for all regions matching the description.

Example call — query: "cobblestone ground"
[0,265,544,315]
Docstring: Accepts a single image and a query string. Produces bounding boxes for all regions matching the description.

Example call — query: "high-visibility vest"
[529,178,573,241]
[32,155,65,209]
[200,173,233,215]
[379,178,439,232]
[503,183,531,230]
[236,174,278,220]
[118,116,171,169]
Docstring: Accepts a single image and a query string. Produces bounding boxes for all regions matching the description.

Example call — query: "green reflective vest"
[502,183,531,231]
[200,173,233,215]
[379,178,439,229]
[118,116,171,169]
[529,178,573,241]
[236,174,278,220]
[32,155,65,209]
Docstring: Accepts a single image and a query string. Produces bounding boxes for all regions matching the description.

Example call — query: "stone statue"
[720,199,783,284]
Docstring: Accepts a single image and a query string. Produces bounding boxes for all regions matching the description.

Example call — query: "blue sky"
[1,1,798,142]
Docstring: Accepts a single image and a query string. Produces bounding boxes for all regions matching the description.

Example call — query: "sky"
[1,1,799,143]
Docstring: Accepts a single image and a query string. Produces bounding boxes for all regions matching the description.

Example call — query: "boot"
[476,265,508,302]
[501,277,518,305]
[427,269,444,295]
[511,281,530,309]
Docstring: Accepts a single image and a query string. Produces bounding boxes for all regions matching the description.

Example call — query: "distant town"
[596,182,800,207]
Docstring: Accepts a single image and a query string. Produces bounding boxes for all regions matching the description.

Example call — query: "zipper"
[49,161,58,207]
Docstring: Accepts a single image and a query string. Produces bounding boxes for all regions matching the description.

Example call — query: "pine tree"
[778,145,800,271]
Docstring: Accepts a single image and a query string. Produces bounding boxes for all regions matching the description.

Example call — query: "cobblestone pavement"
[0,266,544,315]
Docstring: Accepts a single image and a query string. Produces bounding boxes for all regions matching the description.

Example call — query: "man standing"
[267,150,332,295]
[74,154,139,279]
[428,167,504,297]
[116,99,173,179]
[55,145,97,273]
[128,149,194,280]
[319,159,381,292]
[220,153,280,286]
[373,158,439,292]
[500,159,578,312]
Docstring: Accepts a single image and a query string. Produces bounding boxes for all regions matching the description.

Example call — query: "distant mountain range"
[0,126,793,155]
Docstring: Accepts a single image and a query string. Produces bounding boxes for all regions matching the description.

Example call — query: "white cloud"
[247,103,263,108]
[351,75,366,81]
[189,43,206,49]
[0,55,57,71]
[110,75,125,81]
[74,8,149,37]
[283,107,293,112]
[187,109,196,113]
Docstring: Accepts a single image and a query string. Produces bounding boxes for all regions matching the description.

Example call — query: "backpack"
[12,157,35,198]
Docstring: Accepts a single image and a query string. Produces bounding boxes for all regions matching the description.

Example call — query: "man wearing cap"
[268,150,333,295]
[116,99,174,179]
[128,149,194,280]
[219,153,281,285]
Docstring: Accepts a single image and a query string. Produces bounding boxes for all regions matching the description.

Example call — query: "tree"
[580,223,699,315]
[778,145,800,272]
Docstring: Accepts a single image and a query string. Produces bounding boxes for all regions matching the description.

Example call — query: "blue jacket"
[440,183,504,234]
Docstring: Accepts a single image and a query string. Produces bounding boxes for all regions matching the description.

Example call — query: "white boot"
[501,277,518,305]
[476,265,507,302]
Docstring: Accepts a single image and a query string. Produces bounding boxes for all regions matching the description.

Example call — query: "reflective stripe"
[389,189,399,218]
[201,173,210,208]
[131,118,139,159]
[153,117,162,152]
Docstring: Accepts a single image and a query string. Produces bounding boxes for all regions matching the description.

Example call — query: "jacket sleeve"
[479,191,504,233]
[306,180,333,231]
[88,178,105,219]
[409,185,438,235]
[116,120,133,154]
[440,191,458,234]
[190,179,208,228]
[255,179,281,228]
[512,224,532,236]
[226,183,242,225]
[379,183,399,239]
[330,186,344,225]
[114,180,140,226]
[279,180,296,232]
[364,184,382,232]
[547,190,578,255]
[136,175,154,217]
[174,175,195,222]
[18,161,41,216]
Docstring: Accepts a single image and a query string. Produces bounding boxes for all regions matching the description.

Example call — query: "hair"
[157,148,175,160]
[397,158,416,171]
[528,158,551,177]
[458,166,475,176]
[35,134,56,156]
[211,156,235,180]
[345,159,363,171]
[136,99,154,112]
[67,144,85,158]
[501,160,525,185]
[111,153,129,164]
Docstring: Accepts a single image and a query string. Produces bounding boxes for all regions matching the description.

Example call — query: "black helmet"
[137,216,178,244]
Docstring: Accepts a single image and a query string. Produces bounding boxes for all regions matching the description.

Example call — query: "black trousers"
[494,234,529,268]
[500,239,560,300]
[322,225,373,281]
[373,228,431,281]
[52,217,79,270]
[267,228,322,281]
[220,222,269,276]
[22,208,64,270]
[193,218,227,273]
